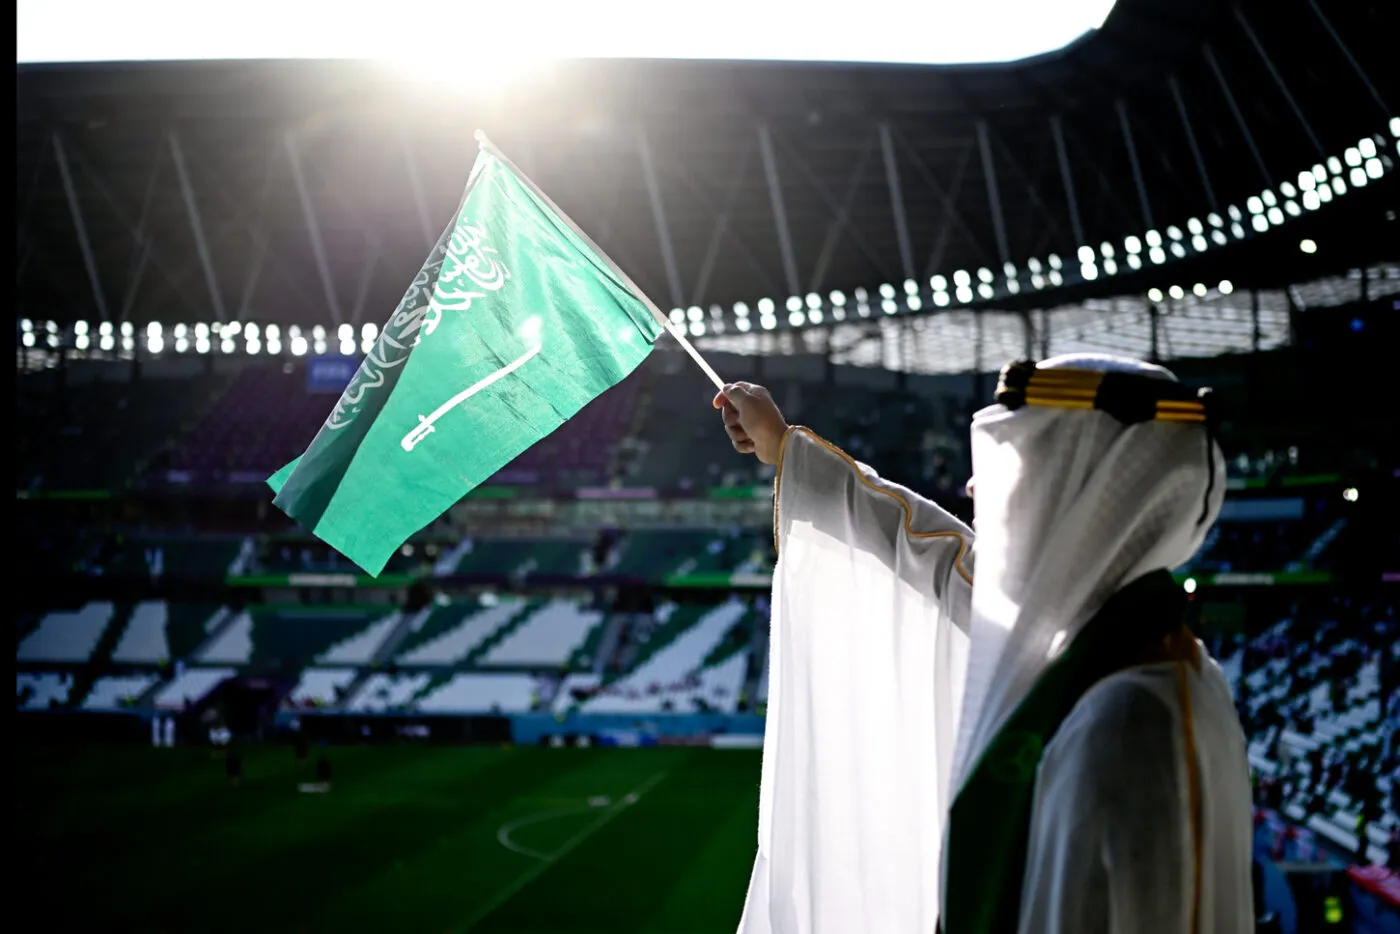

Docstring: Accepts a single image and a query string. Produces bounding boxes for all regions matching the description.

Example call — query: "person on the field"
[719,354,1253,934]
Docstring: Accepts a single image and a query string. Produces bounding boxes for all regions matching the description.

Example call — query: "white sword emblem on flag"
[400,342,542,452]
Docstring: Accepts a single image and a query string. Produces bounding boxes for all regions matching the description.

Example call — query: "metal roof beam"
[1050,114,1086,248]
[403,142,436,252]
[1307,0,1391,119]
[691,142,753,307]
[757,121,803,298]
[808,138,875,293]
[169,129,228,323]
[878,121,917,283]
[637,129,686,309]
[1115,99,1155,233]
[120,148,163,321]
[284,130,344,326]
[1168,74,1218,214]
[1203,43,1272,189]
[1234,8,1325,159]
[975,119,1011,268]
[52,132,110,322]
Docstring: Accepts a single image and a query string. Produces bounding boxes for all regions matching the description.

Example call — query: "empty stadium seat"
[16,672,74,710]
[16,602,115,663]
[479,599,604,667]
[152,668,236,710]
[83,675,159,711]
[416,673,540,713]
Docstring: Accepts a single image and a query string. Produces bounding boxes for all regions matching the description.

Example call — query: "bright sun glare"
[17,0,1118,69]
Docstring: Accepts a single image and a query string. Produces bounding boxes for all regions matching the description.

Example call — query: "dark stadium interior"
[15,0,1400,932]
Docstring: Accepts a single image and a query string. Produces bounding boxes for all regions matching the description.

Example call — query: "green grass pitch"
[18,743,763,933]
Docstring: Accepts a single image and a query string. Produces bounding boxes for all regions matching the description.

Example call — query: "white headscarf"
[950,353,1226,790]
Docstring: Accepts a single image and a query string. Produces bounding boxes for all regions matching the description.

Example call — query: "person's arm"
[714,382,974,613]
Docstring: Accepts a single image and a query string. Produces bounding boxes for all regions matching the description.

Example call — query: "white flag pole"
[474,130,726,392]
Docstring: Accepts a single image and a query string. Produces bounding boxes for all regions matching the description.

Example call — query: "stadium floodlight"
[1149,246,1166,264]
[46,320,58,333]
[20,318,33,332]
[264,323,278,340]
[809,307,825,322]
[336,323,353,340]
[1170,242,1186,258]
[338,339,354,355]
[1003,261,1018,278]
[1211,230,1227,246]
[1026,258,1043,273]
[1231,222,1246,238]
[149,335,164,353]
[1302,190,1321,211]
[1331,176,1346,195]
[1007,279,1021,294]
[785,296,805,313]
[311,324,325,340]
[930,274,948,291]
[1365,159,1383,180]
[121,335,134,351]
[1077,245,1094,264]
[1342,487,1359,503]
[1192,235,1207,252]
[831,307,846,321]
[1246,196,1263,215]
[1251,215,1269,233]
[977,283,993,299]
[736,317,751,332]
[1187,217,1203,235]
[828,292,845,308]
[100,334,115,352]
[1261,190,1277,208]
[361,322,377,339]
[808,291,824,308]
[1392,116,1400,137]
[934,290,951,306]
[1103,258,1117,276]
[1327,155,1343,175]
[361,336,374,353]
[1099,242,1114,259]
[689,321,705,336]
[955,286,974,303]
[1080,263,1097,281]
[953,269,971,287]
[147,321,162,337]
[668,308,684,324]
[789,310,805,326]
[175,337,189,353]
[248,339,263,355]
[195,338,210,354]
[906,296,921,311]
[21,332,35,348]
[1300,239,1317,254]
[977,267,994,284]
[734,301,750,316]
[1145,229,1163,247]
[1350,167,1368,187]
[877,283,895,300]
[1344,147,1361,167]
[1048,254,1063,270]
[99,321,112,336]
[291,336,309,356]
[221,339,235,354]
[688,305,704,322]
[1228,204,1243,221]
[195,322,209,339]
[1126,253,1143,270]
[902,279,918,295]
[758,297,776,315]
[855,302,871,317]
[1183,577,1197,595]
[1192,282,1207,297]
[313,339,327,354]
[1207,213,1223,227]
[1124,236,1141,254]
[1279,181,1296,199]
[246,323,260,339]
[73,320,89,336]
[1219,280,1234,295]
[1047,270,1063,287]
[760,314,776,330]
[1284,201,1300,217]
[1168,285,1184,300]
[1030,274,1045,290]
[881,299,898,315]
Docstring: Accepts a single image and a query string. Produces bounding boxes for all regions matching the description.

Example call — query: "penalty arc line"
[496,806,598,861]
[457,771,669,932]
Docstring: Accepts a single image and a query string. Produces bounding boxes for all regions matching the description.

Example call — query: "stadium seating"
[478,599,604,667]
[347,673,432,712]
[83,675,159,711]
[395,600,530,666]
[17,603,115,663]
[316,612,403,666]
[416,673,542,713]
[152,667,237,710]
[287,668,358,708]
[110,601,171,663]
[16,672,75,710]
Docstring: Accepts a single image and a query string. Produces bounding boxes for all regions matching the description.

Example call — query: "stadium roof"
[15,0,1400,341]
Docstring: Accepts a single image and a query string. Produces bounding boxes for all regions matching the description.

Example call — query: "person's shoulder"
[1050,666,1182,760]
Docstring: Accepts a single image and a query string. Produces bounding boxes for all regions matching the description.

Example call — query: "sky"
[16,0,1118,68]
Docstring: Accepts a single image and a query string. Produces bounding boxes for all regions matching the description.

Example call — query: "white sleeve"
[740,427,975,934]
[1017,670,1194,934]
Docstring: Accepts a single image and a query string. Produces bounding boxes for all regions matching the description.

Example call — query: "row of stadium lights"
[15,122,1398,355]
[663,125,1396,337]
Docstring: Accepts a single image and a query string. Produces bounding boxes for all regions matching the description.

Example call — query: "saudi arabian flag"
[268,137,669,576]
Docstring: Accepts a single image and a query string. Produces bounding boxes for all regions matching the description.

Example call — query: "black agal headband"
[993,360,1220,526]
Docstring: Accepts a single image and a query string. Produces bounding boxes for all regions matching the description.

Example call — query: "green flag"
[268,142,665,575]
